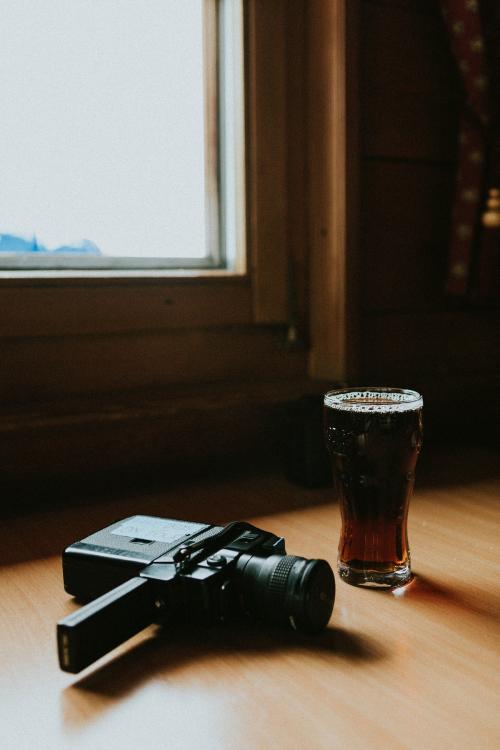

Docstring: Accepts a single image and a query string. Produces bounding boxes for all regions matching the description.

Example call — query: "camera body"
[58,515,335,674]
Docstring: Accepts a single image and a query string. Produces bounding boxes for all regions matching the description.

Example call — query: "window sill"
[1,377,330,502]
[0,268,248,284]
[0,270,253,341]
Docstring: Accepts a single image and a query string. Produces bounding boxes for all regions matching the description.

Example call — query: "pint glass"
[324,388,423,588]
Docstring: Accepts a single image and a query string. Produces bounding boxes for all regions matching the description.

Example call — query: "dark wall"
[359,0,500,437]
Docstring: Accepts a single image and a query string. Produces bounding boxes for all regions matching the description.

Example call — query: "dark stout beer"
[324,388,423,587]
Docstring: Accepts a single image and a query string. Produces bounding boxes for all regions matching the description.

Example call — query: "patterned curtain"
[439,0,500,302]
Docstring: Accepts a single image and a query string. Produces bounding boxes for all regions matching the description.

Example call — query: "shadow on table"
[1,465,333,565]
[394,572,500,626]
[61,622,386,726]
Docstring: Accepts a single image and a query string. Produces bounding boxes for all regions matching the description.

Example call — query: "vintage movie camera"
[57,515,335,673]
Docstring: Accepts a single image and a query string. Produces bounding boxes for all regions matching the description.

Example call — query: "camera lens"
[236,554,335,633]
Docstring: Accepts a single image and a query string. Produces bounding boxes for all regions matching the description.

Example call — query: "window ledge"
[1,378,331,494]
[0,268,248,285]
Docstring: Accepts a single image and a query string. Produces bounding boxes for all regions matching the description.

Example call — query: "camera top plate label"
[111,516,206,545]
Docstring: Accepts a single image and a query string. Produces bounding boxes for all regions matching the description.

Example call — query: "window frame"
[0,0,359,406]
[307,0,360,383]
[0,0,290,316]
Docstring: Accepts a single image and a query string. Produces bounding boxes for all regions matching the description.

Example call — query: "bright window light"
[0,0,243,270]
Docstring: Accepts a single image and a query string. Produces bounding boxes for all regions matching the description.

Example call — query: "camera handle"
[57,576,157,673]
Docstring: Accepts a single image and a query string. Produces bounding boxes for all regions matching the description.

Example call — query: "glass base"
[338,561,412,589]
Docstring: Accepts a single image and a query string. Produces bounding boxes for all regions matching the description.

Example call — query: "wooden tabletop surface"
[1,445,499,750]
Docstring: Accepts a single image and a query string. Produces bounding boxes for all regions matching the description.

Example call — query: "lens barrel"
[236,554,335,633]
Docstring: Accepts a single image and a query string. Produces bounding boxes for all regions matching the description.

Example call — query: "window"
[1,0,357,484]
[1,1,353,409]
[0,0,245,271]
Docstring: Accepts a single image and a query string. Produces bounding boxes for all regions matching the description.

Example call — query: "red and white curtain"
[439,0,500,302]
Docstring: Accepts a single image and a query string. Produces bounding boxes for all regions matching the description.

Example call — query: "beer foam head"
[324,388,423,413]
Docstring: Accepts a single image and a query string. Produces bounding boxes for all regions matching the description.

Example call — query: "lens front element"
[237,554,335,633]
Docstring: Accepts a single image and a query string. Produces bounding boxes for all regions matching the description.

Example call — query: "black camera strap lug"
[173,521,261,572]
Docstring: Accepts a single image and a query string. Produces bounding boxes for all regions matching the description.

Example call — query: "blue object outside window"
[0,234,101,255]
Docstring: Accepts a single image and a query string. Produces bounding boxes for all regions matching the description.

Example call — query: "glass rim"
[324,387,423,412]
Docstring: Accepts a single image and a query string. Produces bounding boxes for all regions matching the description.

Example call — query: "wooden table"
[1,445,499,750]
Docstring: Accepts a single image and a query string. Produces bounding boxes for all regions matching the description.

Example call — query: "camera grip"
[57,576,156,673]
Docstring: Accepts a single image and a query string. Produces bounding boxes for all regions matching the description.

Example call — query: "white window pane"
[0,0,207,261]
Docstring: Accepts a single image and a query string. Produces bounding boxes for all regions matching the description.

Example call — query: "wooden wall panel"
[358,0,499,427]
[246,0,289,323]
[362,92,460,162]
[1,379,320,487]
[361,310,500,434]
[361,161,454,310]
[0,278,252,338]
[362,311,500,382]
[1,326,307,402]
[360,0,460,314]
[361,1,461,162]
[363,0,437,11]
[361,2,459,97]
[285,0,310,343]
[308,0,360,381]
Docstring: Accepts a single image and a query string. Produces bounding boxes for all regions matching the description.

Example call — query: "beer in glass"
[324,388,423,588]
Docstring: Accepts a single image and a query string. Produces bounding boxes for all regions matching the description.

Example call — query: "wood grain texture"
[284,0,310,345]
[308,0,360,382]
[0,445,499,749]
[357,0,500,426]
[0,276,252,338]
[0,326,307,402]
[361,1,459,97]
[361,161,454,311]
[361,309,500,438]
[362,91,460,161]
[245,0,289,323]
[0,378,329,488]
[362,310,500,381]
[359,0,459,312]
